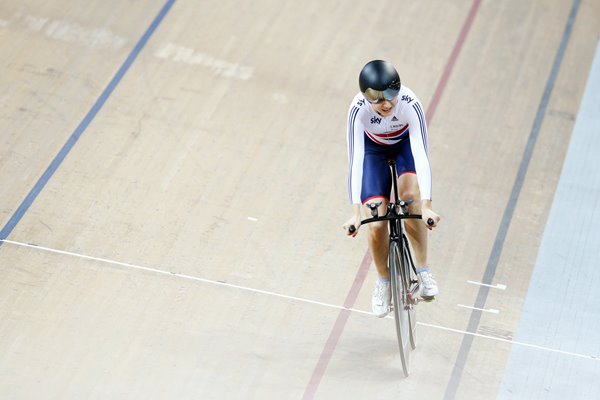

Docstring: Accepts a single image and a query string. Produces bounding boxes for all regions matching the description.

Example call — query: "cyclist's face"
[371,97,398,116]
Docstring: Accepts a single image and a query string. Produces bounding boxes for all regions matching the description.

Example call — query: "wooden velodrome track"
[1,0,599,399]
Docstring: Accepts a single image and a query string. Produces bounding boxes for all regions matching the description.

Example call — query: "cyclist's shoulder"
[397,85,421,107]
[348,92,371,114]
[397,86,426,120]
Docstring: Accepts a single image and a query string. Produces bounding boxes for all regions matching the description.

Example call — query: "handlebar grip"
[348,225,356,234]
[427,218,435,226]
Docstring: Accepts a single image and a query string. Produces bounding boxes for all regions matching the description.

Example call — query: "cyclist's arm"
[343,204,362,236]
[350,203,362,223]
[405,98,440,227]
[347,103,366,205]
[344,102,366,235]
[405,99,433,203]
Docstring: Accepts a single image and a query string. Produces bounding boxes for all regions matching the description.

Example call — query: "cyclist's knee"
[400,190,419,201]
[399,188,420,202]
[398,174,421,202]
[399,188,422,214]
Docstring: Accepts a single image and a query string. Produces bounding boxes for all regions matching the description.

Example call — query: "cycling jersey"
[346,85,432,204]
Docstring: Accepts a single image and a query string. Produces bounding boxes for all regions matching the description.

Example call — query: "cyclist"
[343,60,441,317]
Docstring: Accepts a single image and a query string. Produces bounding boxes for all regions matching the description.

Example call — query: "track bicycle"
[349,159,434,377]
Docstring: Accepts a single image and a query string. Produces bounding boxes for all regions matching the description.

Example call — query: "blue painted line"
[0,0,176,246]
[443,0,582,398]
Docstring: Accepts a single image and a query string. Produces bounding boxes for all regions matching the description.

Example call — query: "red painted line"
[427,0,482,122]
[302,1,482,397]
[302,251,372,400]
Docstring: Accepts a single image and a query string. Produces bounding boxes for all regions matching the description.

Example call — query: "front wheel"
[402,234,418,350]
[389,240,411,377]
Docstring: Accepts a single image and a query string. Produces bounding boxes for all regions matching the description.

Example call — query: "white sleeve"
[406,100,432,200]
[347,105,365,204]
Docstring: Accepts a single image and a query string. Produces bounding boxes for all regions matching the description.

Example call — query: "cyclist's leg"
[364,198,389,277]
[361,151,395,316]
[361,149,393,278]
[395,148,439,297]
[397,173,428,268]
[394,141,428,268]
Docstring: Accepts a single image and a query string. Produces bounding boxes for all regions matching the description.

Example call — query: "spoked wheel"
[402,235,418,350]
[389,240,411,377]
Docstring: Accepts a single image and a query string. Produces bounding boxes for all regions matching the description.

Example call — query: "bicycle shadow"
[329,333,410,381]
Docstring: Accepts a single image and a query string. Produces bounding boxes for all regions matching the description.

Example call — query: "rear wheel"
[389,240,411,377]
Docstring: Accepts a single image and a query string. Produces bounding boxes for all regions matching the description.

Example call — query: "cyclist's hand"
[343,215,361,237]
[421,208,440,230]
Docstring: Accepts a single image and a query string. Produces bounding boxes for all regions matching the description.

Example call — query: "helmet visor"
[363,86,400,103]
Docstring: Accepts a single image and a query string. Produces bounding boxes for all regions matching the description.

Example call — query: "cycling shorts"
[360,134,415,204]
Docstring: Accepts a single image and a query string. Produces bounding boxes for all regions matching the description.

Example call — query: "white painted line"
[2,238,598,362]
[417,321,599,361]
[467,280,507,290]
[247,217,258,222]
[457,304,500,314]
[0,239,368,315]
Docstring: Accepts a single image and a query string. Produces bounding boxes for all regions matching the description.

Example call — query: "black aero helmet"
[359,60,401,103]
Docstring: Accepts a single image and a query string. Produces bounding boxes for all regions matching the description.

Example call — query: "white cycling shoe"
[371,279,391,317]
[417,269,439,299]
